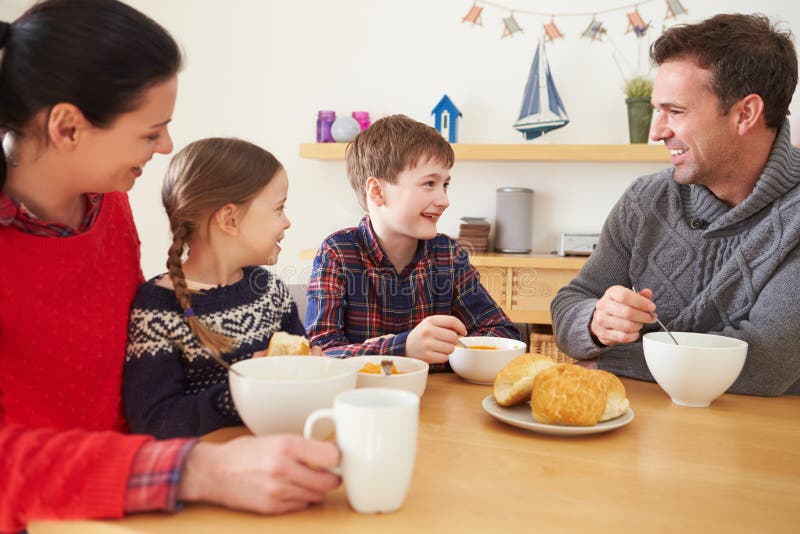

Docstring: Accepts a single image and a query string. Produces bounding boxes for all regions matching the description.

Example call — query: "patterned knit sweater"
[123,266,305,439]
[551,121,800,396]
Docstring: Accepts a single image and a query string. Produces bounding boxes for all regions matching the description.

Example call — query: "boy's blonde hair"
[161,137,283,356]
[345,114,454,210]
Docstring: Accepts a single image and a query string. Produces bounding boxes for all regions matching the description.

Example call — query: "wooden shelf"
[299,143,671,162]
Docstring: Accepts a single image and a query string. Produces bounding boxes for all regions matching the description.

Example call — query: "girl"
[0,2,338,530]
[123,138,308,439]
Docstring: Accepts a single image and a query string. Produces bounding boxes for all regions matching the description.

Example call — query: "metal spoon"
[204,347,246,377]
[633,286,679,345]
[456,338,468,349]
[380,359,394,376]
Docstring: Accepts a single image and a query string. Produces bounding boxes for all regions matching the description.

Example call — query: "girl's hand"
[253,344,322,357]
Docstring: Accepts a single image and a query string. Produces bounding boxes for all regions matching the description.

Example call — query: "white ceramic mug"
[303,387,419,513]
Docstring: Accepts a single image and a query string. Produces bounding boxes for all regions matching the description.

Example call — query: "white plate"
[481,395,634,436]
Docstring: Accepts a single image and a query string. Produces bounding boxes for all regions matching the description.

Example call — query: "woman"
[0,1,338,531]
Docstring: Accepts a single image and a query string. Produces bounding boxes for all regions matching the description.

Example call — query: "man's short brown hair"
[651,13,797,129]
[345,114,454,210]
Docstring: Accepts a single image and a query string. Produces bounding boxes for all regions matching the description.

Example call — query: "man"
[551,14,800,396]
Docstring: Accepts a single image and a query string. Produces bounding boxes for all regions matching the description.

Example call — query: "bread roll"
[532,364,607,426]
[265,332,310,356]
[531,365,630,426]
[595,370,630,422]
[492,353,555,406]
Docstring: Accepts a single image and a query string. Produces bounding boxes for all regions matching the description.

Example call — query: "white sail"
[513,41,569,140]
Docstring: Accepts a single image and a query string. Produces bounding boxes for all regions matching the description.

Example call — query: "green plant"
[624,75,654,99]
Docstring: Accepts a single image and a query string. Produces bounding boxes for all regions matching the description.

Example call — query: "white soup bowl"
[346,355,430,397]
[642,332,747,407]
[229,356,357,435]
[448,336,527,384]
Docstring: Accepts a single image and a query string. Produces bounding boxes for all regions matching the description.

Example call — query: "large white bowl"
[643,332,747,407]
[229,356,357,435]
[448,336,527,384]
[346,355,429,397]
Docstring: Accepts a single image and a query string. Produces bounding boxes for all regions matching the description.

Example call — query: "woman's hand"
[178,435,341,515]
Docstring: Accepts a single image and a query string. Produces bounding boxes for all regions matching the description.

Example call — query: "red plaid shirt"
[125,438,197,513]
[306,215,520,367]
[0,190,197,513]
[0,191,104,236]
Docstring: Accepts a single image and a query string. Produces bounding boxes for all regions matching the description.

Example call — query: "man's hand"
[405,315,468,364]
[590,286,656,346]
[178,435,341,515]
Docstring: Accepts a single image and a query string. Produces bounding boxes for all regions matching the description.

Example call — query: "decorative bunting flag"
[664,0,688,19]
[543,19,564,42]
[625,10,650,37]
[581,18,607,41]
[462,3,483,26]
[458,1,688,42]
[502,13,523,38]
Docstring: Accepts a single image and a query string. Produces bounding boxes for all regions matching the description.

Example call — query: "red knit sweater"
[0,193,153,532]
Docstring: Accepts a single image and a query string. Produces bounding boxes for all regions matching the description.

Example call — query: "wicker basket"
[530,327,577,364]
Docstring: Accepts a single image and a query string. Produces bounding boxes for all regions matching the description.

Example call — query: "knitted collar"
[690,120,800,234]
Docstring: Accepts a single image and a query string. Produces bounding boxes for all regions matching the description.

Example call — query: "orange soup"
[466,345,499,350]
[359,362,402,374]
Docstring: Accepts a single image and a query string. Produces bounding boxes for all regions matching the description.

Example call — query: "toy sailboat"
[513,41,569,140]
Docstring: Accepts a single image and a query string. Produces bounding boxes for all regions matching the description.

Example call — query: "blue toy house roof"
[431,94,462,117]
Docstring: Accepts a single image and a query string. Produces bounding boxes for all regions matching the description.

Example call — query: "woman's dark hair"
[651,13,797,129]
[0,0,182,188]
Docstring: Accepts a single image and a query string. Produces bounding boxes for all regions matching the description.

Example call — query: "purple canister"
[352,111,371,131]
[316,110,336,143]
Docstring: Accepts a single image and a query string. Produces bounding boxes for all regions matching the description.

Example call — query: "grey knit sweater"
[551,121,800,396]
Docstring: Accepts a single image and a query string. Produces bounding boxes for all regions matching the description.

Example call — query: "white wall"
[2,0,799,285]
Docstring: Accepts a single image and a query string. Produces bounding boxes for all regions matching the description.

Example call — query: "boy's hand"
[406,315,468,364]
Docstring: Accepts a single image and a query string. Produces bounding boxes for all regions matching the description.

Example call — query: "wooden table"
[30,372,800,533]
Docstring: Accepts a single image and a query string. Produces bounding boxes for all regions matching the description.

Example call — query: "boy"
[305,115,520,367]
